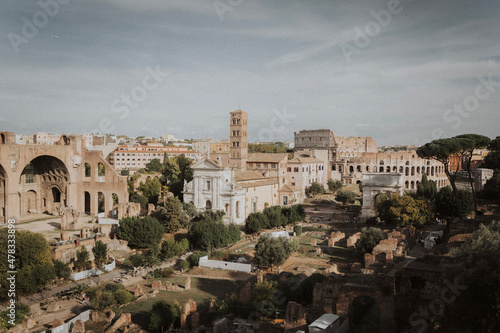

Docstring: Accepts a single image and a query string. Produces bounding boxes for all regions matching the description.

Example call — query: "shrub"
[188,216,240,250]
[187,251,208,267]
[355,227,384,256]
[149,300,181,333]
[117,216,164,248]
[308,182,324,196]
[335,190,357,205]
[128,253,145,267]
[163,267,175,277]
[53,259,71,279]
[254,235,299,267]
[115,290,134,305]
[160,238,189,259]
[293,225,302,236]
[180,260,190,270]
[327,179,343,192]
[104,283,124,293]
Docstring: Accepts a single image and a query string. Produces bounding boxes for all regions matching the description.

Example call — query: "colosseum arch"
[18,155,70,217]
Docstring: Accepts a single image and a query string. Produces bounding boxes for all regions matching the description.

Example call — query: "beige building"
[0,132,129,223]
[287,156,326,195]
[108,145,202,170]
[229,110,248,170]
[294,129,448,190]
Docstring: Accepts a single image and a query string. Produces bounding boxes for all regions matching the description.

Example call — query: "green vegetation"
[188,211,240,250]
[88,283,134,311]
[117,216,164,248]
[335,189,357,205]
[416,173,437,201]
[441,221,500,331]
[138,177,162,205]
[129,192,148,210]
[149,300,181,332]
[74,246,90,272]
[0,229,57,297]
[484,136,500,170]
[327,179,343,192]
[248,142,289,153]
[480,169,500,200]
[152,196,182,233]
[0,303,30,329]
[376,194,434,226]
[293,225,302,236]
[417,136,475,219]
[254,235,299,267]
[146,158,163,172]
[355,227,384,256]
[160,239,189,259]
[161,154,194,200]
[244,205,306,234]
[53,259,71,279]
[307,182,324,196]
[92,240,108,271]
[435,186,474,219]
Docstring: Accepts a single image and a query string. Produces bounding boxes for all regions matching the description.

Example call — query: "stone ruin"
[284,301,306,330]
[239,281,252,304]
[328,231,345,247]
[60,207,83,230]
[180,299,198,329]
[347,232,361,247]
[151,280,182,291]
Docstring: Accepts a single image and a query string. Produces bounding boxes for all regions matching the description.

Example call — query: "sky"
[1,0,500,146]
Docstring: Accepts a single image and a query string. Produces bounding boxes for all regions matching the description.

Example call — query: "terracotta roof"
[280,184,300,192]
[247,153,288,163]
[288,156,323,164]
[234,171,267,181]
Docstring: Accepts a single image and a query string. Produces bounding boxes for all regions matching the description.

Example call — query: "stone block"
[346,232,361,247]
[324,264,339,275]
[52,319,64,328]
[351,262,362,273]
[380,238,398,247]
[364,253,376,266]
[311,238,317,246]
[71,319,85,333]
[133,285,144,297]
[239,281,252,304]
[185,277,191,290]
[284,301,306,330]
[151,280,165,290]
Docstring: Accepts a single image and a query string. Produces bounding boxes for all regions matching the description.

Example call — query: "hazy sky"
[1,0,500,146]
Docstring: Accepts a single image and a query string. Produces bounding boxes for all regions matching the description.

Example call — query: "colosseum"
[294,129,449,190]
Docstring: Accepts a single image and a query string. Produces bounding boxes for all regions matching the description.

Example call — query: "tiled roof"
[279,184,300,192]
[288,156,323,164]
[234,171,267,181]
[247,153,288,163]
[238,179,279,188]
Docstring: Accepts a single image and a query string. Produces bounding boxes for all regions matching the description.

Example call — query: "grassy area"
[121,276,240,314]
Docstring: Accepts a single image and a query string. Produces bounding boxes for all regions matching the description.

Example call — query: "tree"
[53,259,71,279]
[120,169,129,176]
[245,212,269,234]
[355,227,383,256]
[117,216,164,248]
[455,134,491,213]
[146,158,163,172]
[376,194,434,226]
[480,169,500,199]
[254,235,298,267]
[160,239,189,259]
[0,229,55,297]
[138,177,161,204]
[417,137,475,220]
[129,192,148,210]
[308,182,324,196]
[293,225,302,236]
[149,300,181,333]
[440,221,500,331]
[435,186,475,219]
[115,289,134,305]
[144,245,161,268]
[152,196,182,233]
[263,206,285,228]
[75,246,90,272]
[188,216,240,251]
[327,179,343,192]
[416,173,437,200]
[335,189,357,205]
[161,155,193,200]
[92,240,108,271]
[483,136,500,170]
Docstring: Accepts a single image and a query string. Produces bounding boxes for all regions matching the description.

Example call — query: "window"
[85,163,91,177]
[206,180,211,190]
[25,163,34,183]
[283,196,288,205]
[98,163,105,176]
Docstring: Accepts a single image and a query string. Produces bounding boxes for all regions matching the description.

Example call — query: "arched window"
[85,163,91,177]
[206,200,212,210]
[98,192,105,213]
[98,163,105,176]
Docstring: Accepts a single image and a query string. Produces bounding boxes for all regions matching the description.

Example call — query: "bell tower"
[229,109,248,170]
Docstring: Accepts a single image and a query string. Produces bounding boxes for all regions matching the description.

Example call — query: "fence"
[198,256,253,273]
[47,309,91,333]
[69,258,116,281]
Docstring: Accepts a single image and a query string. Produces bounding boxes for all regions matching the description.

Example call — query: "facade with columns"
[183,159,246,224]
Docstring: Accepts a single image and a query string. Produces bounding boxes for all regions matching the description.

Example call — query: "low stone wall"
[69,258,116,281]
[198,256,253,273]
[47,310,91,333]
